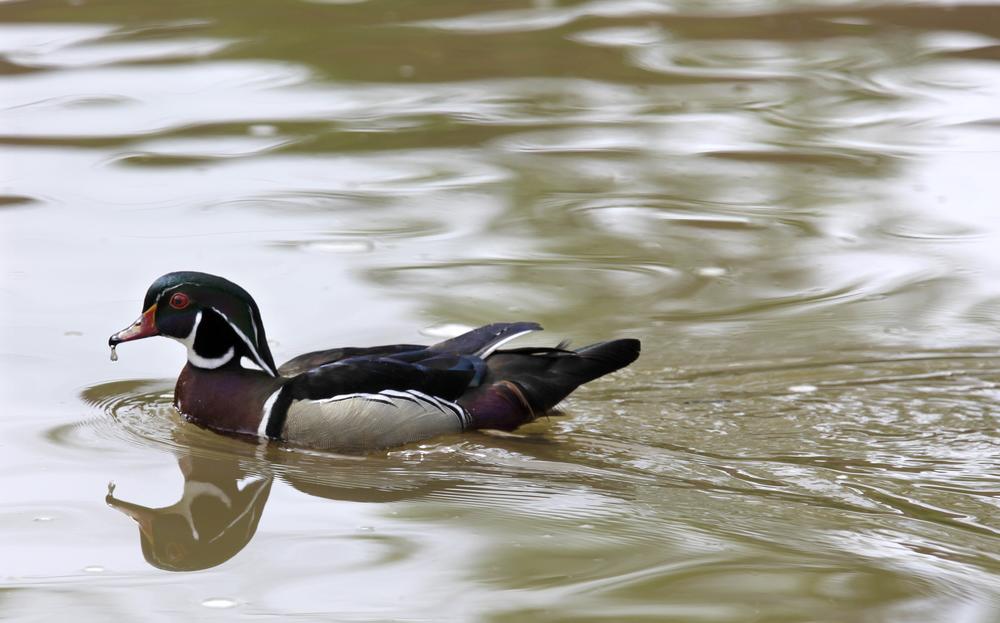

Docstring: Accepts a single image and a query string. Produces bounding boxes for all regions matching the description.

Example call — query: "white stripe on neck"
[172,310,236,370]
[210,307,276,377]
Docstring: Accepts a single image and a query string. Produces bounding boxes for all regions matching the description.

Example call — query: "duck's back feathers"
[278,344,423,377]
[277,322,543,376]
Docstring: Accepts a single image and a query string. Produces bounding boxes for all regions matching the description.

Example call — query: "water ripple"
[6,0,1000,617]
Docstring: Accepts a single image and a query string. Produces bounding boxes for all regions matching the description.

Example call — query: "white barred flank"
[380,389,472,428]
[318,392,397,406]
[278,389,470,452]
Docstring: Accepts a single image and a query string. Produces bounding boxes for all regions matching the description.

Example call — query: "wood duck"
[109,271,640,453]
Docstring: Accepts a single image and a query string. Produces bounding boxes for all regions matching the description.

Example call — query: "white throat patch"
[171,310,236,369]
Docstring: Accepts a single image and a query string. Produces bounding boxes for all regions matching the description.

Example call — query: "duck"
[108,271,640,453]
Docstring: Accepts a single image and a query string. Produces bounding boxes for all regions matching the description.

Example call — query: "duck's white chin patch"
[171,310,237,370]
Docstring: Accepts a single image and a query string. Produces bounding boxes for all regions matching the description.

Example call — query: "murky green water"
[3,0,1000,620]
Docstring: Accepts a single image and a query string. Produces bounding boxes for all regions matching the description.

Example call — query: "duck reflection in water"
[104,443,468,571]
[105,454,272,572]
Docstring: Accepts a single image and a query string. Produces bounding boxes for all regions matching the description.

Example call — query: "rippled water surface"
[2,1,1000,621]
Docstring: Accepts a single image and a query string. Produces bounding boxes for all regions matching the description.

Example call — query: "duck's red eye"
[169,292,190,310]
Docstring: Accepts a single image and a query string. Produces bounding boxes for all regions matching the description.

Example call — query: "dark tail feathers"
[513,338,641,411]
[459,338,640,430]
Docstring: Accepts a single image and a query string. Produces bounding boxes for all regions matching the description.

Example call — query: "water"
[2,1,1000,620]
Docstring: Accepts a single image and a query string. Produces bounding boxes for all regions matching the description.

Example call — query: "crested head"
[142,272,256,311]
[111,271,278,377]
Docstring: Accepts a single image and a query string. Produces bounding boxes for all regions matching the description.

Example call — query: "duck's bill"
[109,304,159,346]
[105,491,155,539]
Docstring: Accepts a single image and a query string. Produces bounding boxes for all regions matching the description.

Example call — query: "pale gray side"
[281,392,465,452]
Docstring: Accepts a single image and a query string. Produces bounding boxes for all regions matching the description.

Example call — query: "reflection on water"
[3,0,1000,620]
[106,461,272,572]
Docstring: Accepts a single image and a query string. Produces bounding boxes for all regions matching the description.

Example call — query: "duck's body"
[110,272,640,453]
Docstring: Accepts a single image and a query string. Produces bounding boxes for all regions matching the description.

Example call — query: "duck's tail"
[458,338,640,431]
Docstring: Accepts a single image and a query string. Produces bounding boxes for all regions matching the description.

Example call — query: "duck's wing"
[277,344,423,376]
[287,356,475,402]
[276,322,541,376]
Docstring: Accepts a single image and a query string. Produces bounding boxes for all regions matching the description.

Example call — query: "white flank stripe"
[319,392,396,406]
[380,389,422,404]
[400,390,437,409]
[406,390,468,427]
[408,390,452,410]
[258,387,283,438]
[477,329,537,358]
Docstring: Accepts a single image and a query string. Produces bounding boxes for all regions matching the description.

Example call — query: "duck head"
[109,271,278,376]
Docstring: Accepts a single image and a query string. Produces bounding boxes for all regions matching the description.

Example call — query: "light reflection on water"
[2,0,1000,620]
